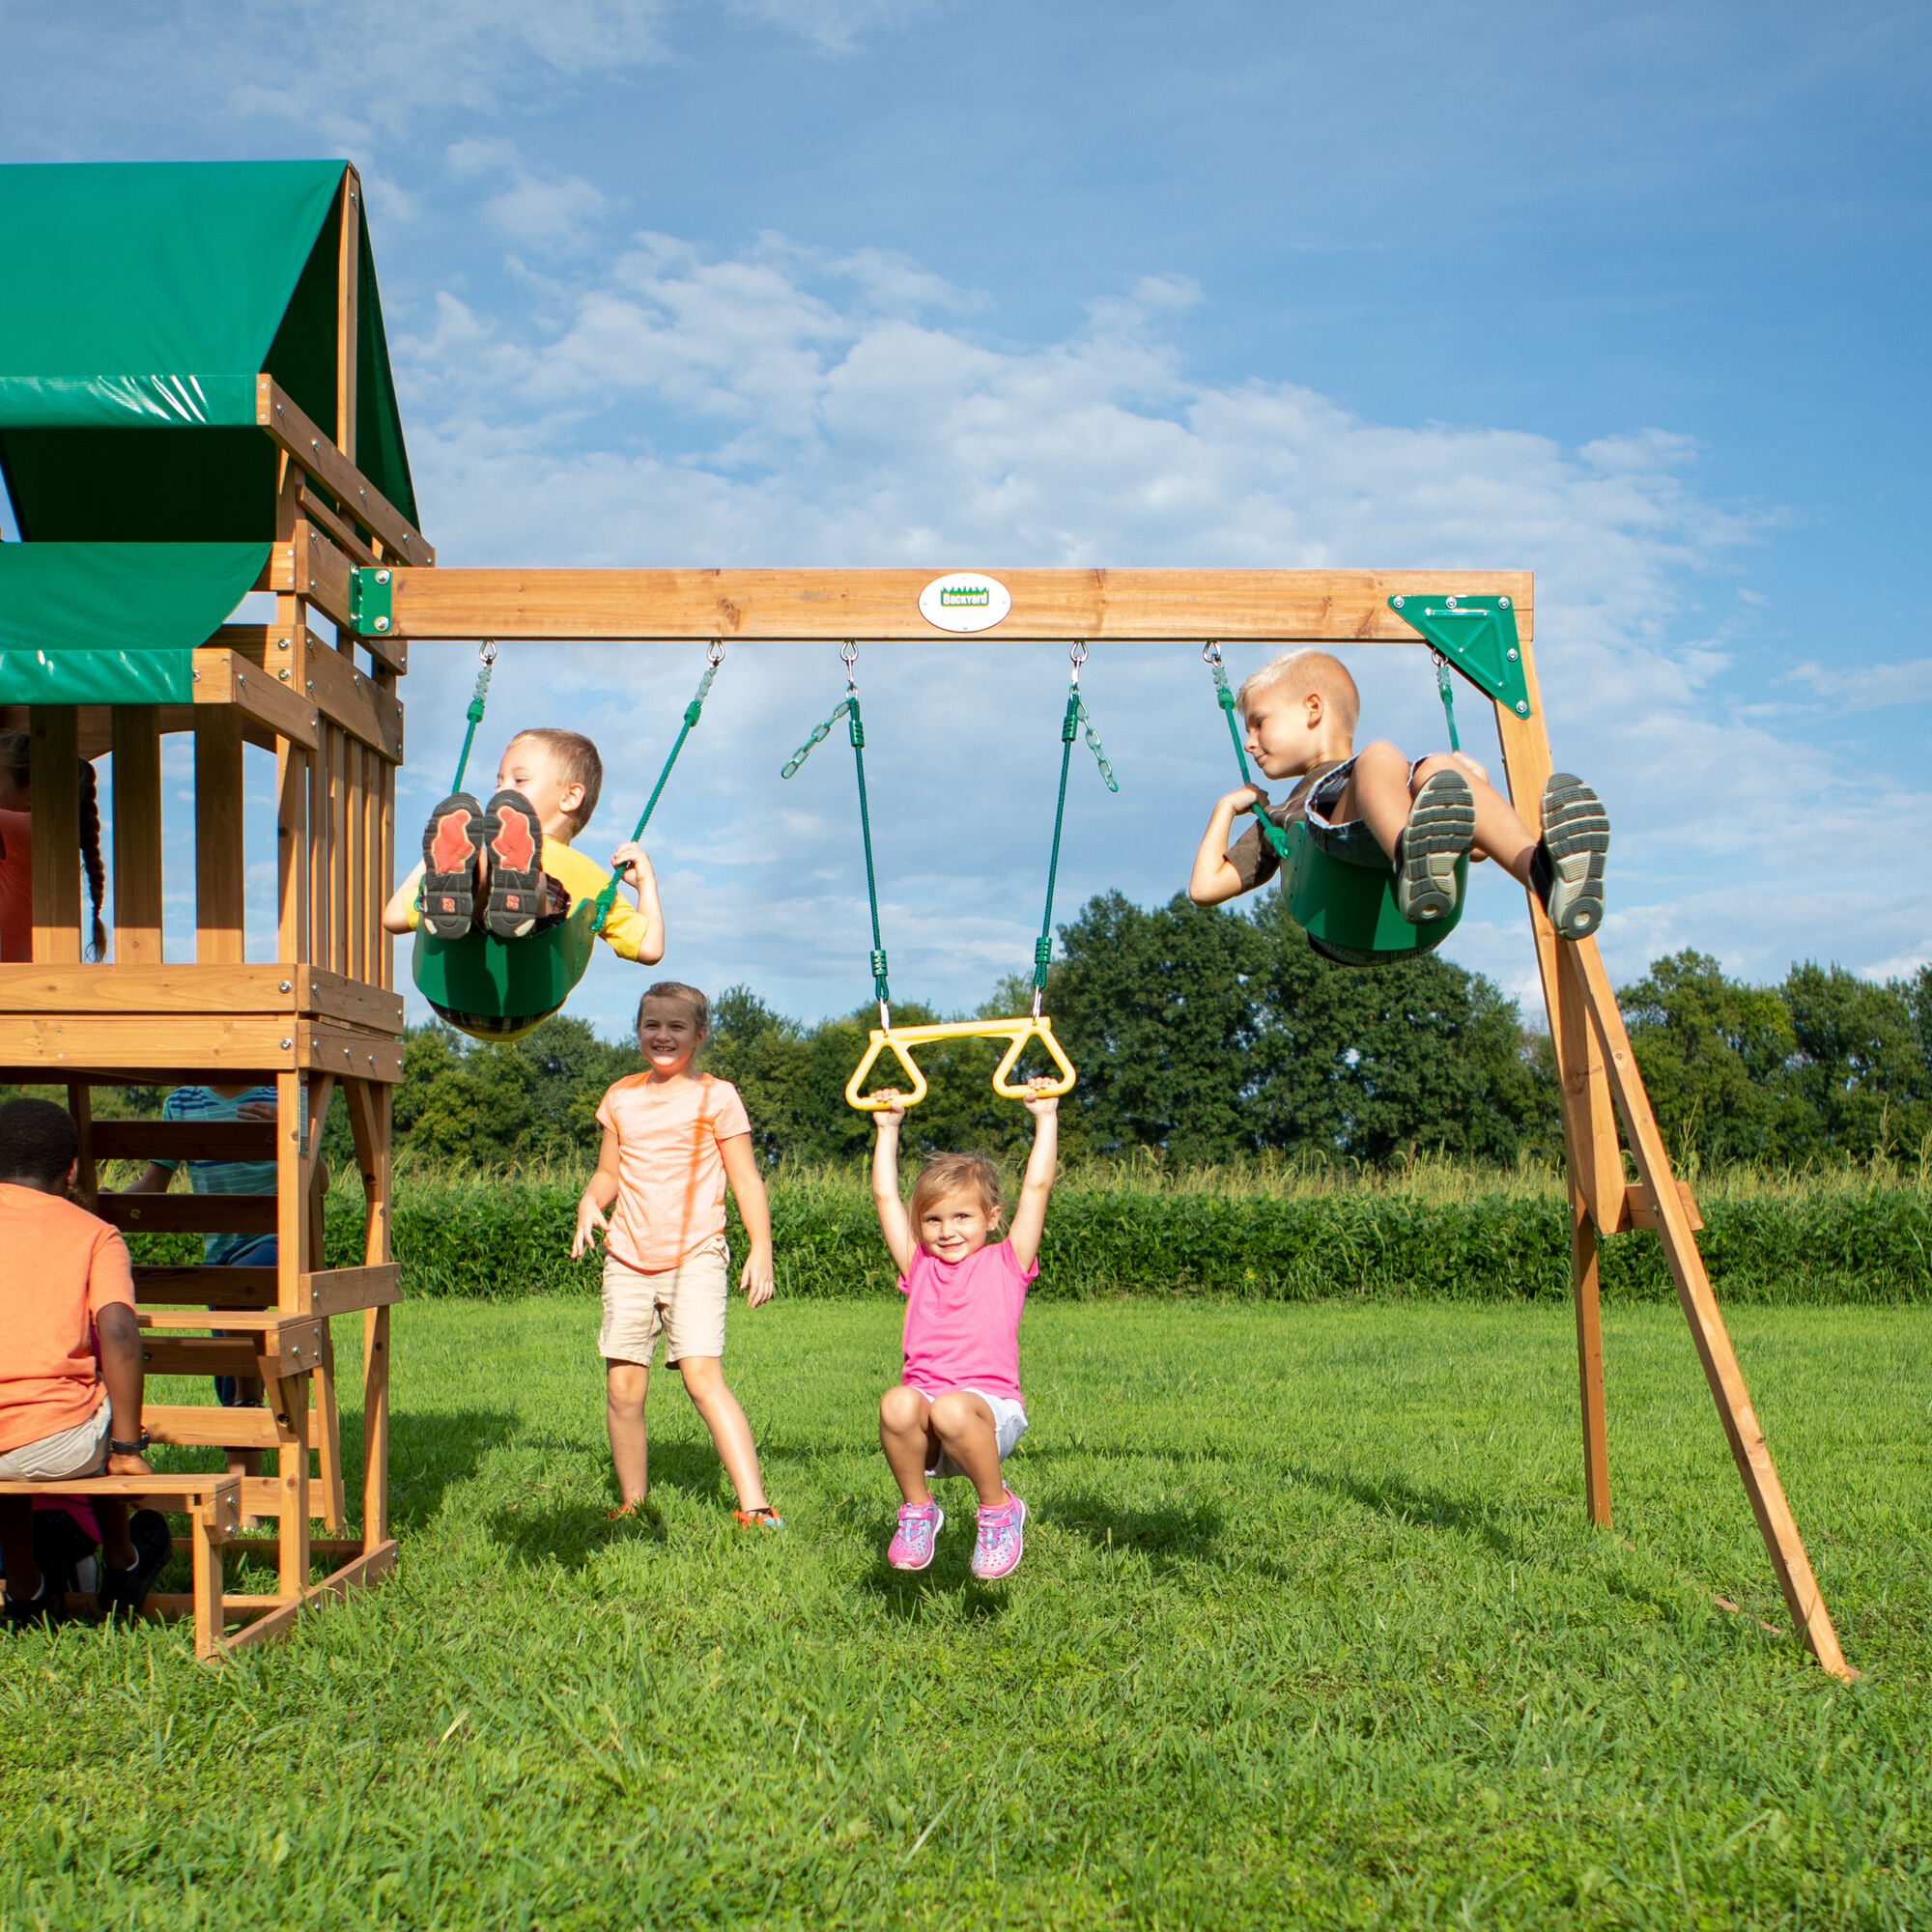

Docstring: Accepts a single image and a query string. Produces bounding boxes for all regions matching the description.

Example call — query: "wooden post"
[194,710,246,964]
[337,168,359,467]
[363,1304,390,1551]
[191,1501,225,1661]
[277,738,309,965]
[109,707,164,964]
[67,1083,97,1202]
[1570,1199,1610,1525]
[309,724,331,968]
[273,1372,312,1602]
[275,1070,308,1317]
[1569,940,1853,1677]
[28,708,81,964]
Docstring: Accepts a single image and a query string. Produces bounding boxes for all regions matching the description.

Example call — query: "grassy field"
[4,1296,1929,1928]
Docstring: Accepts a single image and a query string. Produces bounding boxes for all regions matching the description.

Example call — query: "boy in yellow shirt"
[384,728,667,1037]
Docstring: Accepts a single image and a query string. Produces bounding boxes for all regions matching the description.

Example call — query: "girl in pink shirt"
[868,1085,1061,1580]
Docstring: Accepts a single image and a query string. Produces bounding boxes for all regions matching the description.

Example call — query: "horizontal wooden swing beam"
[368,567,1535,643]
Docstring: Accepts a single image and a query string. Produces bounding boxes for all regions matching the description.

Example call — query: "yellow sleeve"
[594,891,650,964]
[397,861,424,932]
[548,845,650,962]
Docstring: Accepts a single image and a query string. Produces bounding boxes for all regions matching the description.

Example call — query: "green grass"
[4,1297,1930,1928]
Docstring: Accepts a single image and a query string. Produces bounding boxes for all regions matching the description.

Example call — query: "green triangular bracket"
[1387,593,1532,721]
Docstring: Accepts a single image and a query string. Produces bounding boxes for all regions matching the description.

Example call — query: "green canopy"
[0,543,270,703]
[0,160,418,704]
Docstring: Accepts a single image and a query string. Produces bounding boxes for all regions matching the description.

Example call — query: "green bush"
[117,1168,1922,1304]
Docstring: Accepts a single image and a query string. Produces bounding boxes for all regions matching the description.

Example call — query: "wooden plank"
[329,725,349,975]
[133,1265,276,1306]
[363,1303,390,1548]
[137,1319,324,1379]
[277,1070,305,1314]
[256,377,432,567]
[93,1119,276,1160]
[275,1372,311,1600]
[1570,939,1853,1680]
[192,1505,227,1660]
[28,708,81,964]
[301,1020,405,1084]
[140,1404,286,1449]
[68,1081,97,1197]
[337,167,359,463]
[109,707,164,964]
[0,1016,305,1072]
[306,1264,400,1317]
[343,1080,392,1265]
[347,738,367,979]
[0,1473,241,1510]
[1619,1179,1706,1234]
[277,736,307,967]
[313,1321,347,1534]
[379,754,395,988]
[97,1192,277,1236]
[191,647,320,752]
[376,566,1532,643]
[309,722,330,968]
[299,484,378,567]
[1571,1201,1610,1527]
[220,1540,397,1657]
[139,1307,319,1332]
[215,626,404,763]
[0,961,402,1028]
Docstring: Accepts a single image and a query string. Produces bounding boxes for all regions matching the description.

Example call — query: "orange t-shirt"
[0,807,31,963]
[595,1073,753,1272]
[0,1182,136,1453]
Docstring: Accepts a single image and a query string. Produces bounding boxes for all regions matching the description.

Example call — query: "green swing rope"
[589,641,726,934]
[1202,640,1463,857]
[1032,640,1118,1012]
[782,643,892,1020]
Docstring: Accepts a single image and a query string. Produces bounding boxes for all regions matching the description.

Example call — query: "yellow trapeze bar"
[844,1014,1077,1113]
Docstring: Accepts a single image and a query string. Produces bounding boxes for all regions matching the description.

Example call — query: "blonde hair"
[505,728,603,836]
[637,980,708,1034]
[908,1152,1005,1246]
[1236,650,1360,738]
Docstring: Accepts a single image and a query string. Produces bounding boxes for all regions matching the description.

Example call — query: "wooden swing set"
[0,161,1850,1679]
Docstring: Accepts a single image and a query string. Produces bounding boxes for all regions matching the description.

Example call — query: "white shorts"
[914,1386,1029,1479]
[0,1399,110,1482]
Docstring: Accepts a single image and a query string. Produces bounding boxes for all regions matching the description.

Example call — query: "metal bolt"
[1507,647,1520,661]
[1516,700,1529,715]
[1445,595,1459,609]
[192,669,200,683]
[1391,595,1405,609]
[279,1037,293,1050]
[375,569,390,584]
[278,980,292,993]
[375,616,391,633]
[1499,596,1510,609]
[279,668,290,681]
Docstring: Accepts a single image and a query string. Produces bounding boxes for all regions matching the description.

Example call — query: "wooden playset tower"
[0,161,422,1653]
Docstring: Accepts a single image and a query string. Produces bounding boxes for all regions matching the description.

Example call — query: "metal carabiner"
[480,638,498,668]
[840,639,859,689]
[1202,639,1222,667]
[707,637,725,668]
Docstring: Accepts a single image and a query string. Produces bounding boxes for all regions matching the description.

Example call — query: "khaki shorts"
[0,1399,110,1481]
[600,1235,730,1367]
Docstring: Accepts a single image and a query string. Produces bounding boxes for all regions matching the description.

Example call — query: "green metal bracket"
[351,565,395,639]
[1387,593,1531,720]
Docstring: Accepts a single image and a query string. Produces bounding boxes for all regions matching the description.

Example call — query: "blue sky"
[6,0,1928,1036]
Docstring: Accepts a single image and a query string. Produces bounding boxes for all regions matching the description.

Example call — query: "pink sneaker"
[888,1501,944,1571]
[971,1491,1026,1580]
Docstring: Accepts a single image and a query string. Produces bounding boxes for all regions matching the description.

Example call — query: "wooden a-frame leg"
[273,1374,312,1603]
[1571,1199,1610,1526]
[1569,939,1853,1678]
[192,1500,225,1662]
[363,1307,390,1553]
[313,1325,347,1535]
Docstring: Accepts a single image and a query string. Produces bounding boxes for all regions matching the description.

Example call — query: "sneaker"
[733,1506,784,1532]
[1393,768,1475,924]
[420,792,487,938]
[482,789,546,939]
[970,1491,1026,1581]
[887,1501,944,1572]
[97,1510,172,1622]
[4,1576,66,1633]
[1532,774,1611,940]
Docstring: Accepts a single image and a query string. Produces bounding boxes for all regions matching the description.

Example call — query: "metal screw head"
[279,980,292,993]
[1516,700,1530,715]
[1507,647,1520,661]
[279,668,290,681]
[1499,596,1511,609]
[279,1037,293,1049]
[1391,595,1405,609]
[1445,595,1458,609]
[375,616,391,633]
[375,569,391,584]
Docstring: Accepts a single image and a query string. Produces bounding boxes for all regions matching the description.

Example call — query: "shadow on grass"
[1297,1464,1526,1561]
[1047,1492,1227,1575]
[375,1405,521,1533]
[489,1495,667,1571]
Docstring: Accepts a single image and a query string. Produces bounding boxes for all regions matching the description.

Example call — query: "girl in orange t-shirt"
[0,733,108,964]
[571,980,781,1530]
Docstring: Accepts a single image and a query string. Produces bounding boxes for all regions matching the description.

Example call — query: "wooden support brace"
[27,709,81,964]
[109,707,164,965]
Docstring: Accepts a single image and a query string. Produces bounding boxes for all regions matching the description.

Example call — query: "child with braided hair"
[0,732,107,963]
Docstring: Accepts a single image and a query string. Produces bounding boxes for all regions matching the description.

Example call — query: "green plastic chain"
[1033,642,1118,1009]
[449,639,497,795]
[589,641,725,935]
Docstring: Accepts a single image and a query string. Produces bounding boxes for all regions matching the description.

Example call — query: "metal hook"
[707,638,725,668]
[1202,639,1222,667]
[1068,639,1088,684]
[840,639,859,671]
[480,638,498,667]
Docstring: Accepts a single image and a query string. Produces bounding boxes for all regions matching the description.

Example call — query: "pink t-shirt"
[594,1073,753,1272]
[898,1238,1037,1405]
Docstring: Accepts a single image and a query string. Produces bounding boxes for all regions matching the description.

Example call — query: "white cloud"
[1789,655,1932,711]
[375,232,1920,1034]
[728,0,936,53]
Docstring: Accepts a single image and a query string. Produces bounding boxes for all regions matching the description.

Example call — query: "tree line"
[378,889,1932,1174]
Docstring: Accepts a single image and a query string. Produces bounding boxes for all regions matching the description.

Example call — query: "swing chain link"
[1430,649,1462,753]
[1202,641,1293,864]
[781,696,855,780]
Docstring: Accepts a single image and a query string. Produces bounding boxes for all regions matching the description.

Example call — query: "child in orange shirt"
[571,982,781,1528]
[0,1099,170,1629]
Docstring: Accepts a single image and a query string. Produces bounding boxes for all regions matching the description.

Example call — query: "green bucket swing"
[412,640,724,1037]
[1203,634,1474,968]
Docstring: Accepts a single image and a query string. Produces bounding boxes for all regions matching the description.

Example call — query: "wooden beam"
[193,710,245,965]
[98,1192,277,1236]
[307,1264,400,1317]
[256,377,432,567]
[144,1404,284,1450]
[336,167,359,467]
[0,1015,402,1078]
[109,707,164,965]
[0,961,402,1028]
[190,647,321,752]
[1569,938,1854,1680]
[374,567,1534,643]
[94,1120,275,1162]
[212,627,403,763]
[27,708,81,964]
[133,1265,276,1305]
[220,1541,397,1657]
[1571,1201,1610,1526]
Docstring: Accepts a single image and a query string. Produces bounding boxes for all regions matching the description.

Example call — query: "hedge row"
[118,1177,1925,1304]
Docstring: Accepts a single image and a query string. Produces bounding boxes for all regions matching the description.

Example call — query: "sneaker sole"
[1396,770,1475,923]
[420,795,485,939]
[889,1504,945,1572]
[483,791,546,940]
[1540,774,1610,941]
[971,1495,1026,1581]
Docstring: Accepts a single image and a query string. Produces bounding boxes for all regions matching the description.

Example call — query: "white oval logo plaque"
[918,571,1012,634]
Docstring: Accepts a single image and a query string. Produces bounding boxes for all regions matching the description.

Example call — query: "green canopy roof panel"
[0,541,270,703]
[0,160,417,537]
